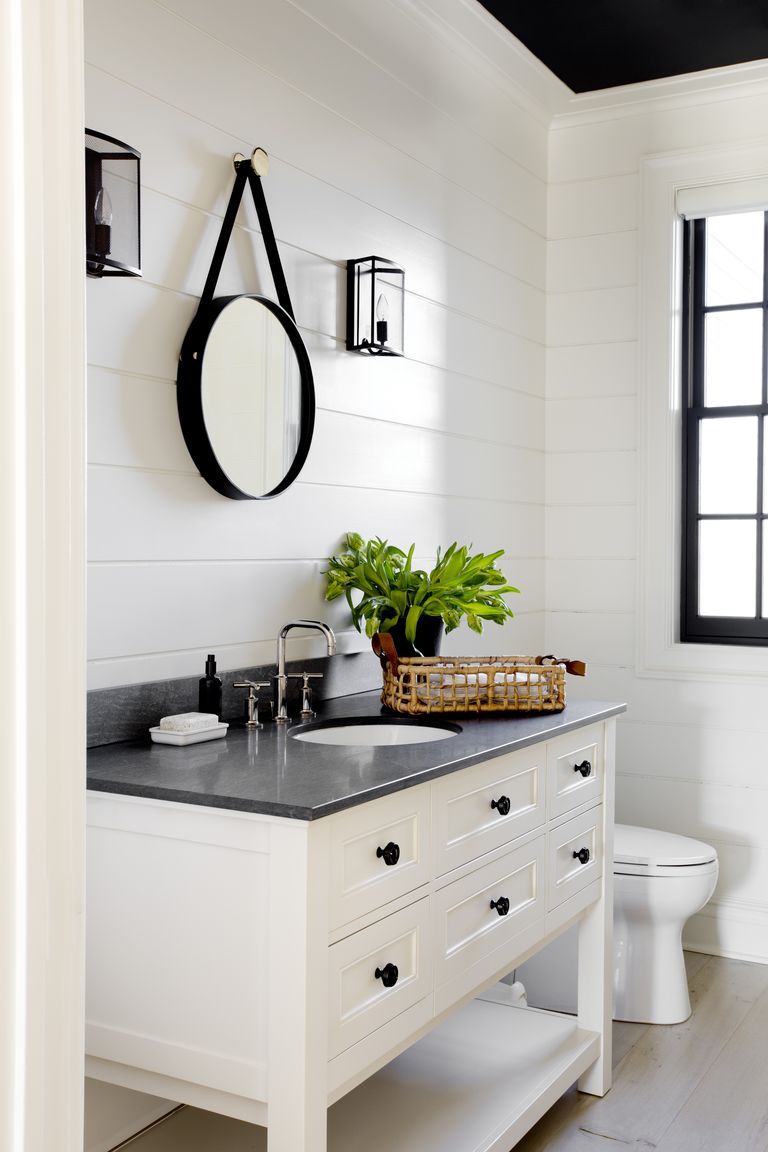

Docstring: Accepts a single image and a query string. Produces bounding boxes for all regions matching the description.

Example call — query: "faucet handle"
[233,680,271,729]
[287,671,323,719]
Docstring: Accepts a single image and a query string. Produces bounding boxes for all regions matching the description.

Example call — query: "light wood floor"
[118,953,768,1152]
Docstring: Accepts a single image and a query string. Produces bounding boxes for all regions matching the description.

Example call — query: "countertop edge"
[87,699,626,821]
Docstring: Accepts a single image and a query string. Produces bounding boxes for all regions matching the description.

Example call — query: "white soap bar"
[150,723,228,746]
[159,711,219,733]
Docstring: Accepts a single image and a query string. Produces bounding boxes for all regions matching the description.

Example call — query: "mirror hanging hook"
[232,152,246,170]
[250,147,269,177]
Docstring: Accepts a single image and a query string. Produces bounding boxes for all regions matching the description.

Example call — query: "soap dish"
[150,722,228,746]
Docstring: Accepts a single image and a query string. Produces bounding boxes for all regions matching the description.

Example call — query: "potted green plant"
[324,532,519,656]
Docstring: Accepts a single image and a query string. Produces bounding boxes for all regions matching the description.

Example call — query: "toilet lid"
[614,823,717,868]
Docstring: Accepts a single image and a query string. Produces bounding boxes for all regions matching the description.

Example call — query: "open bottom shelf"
[327,999,600,1152]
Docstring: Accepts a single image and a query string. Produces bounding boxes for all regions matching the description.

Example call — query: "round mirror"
[177,295,315,500]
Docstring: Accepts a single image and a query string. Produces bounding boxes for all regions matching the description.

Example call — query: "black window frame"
[681,211,768,645]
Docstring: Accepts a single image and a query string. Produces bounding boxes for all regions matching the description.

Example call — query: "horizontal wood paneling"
[547,78,768,961]
[158,0,548,233]
[616,774,768,850]
[546,451,636,506]
[85,73,544,306]
[88,556,544,662]
[290,0,552,178]
[548,174,639,239]
[547,286,638,347]
[618,719,768,791]
[547,341,637,400]
[86,0,543,277]
[545,612,635,667]
[87,275,544,398]
[87,356,544,479]
[84,0,547,703]
[547,231,637,294]
[547,396,637,454]
[86,609,548,691]
[88,469,544,564]
[546,559,635,613]
[546,505,637,559]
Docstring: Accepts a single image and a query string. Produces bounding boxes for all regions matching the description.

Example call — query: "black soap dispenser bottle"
[198,653,222,718]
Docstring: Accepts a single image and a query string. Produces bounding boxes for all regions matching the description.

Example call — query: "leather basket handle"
[372,632,400,673]
[535,655,587,677]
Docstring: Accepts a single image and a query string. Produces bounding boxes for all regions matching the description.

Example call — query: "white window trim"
[638,141,768,681]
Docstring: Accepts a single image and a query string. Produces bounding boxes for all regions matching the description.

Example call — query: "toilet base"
[613,919,691,1024]
[613,862,718,1025]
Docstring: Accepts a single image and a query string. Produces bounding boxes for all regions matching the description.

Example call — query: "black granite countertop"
[86,692,625,821]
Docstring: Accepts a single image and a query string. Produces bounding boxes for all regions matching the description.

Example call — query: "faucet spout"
[275,619,336,722]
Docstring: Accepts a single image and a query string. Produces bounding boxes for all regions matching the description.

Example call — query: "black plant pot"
[385,616,444,658]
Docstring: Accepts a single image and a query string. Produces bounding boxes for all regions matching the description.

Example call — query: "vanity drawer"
[547,806,603,910]
[327,785,430,930]
[327,897,431,1059]
[433,836,544,991]
[547,724,602,819]
[432,748,544,876]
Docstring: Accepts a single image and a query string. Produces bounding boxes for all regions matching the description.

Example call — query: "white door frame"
[0,1,86,1150]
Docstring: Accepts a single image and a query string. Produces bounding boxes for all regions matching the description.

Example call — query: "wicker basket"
[372,633,586,716]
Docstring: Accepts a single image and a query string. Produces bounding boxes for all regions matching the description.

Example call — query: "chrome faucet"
[275,620,336,722]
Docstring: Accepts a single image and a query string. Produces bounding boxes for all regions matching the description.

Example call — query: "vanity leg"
[267,819,330,1152]
[577,716,615,1097]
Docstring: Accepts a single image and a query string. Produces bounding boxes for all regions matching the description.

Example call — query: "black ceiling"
[477,0,768,93]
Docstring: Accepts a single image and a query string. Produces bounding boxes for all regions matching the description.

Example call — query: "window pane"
[699,417,757,513]
[704,309,763,406]
[705,211,764,306]
[699,521,756,617]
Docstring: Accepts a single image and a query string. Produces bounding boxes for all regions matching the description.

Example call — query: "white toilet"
[516,823,718,1024]
[613,823,718,1024]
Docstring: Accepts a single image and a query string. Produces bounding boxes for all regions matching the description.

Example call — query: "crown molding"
[552,56,768,129]
[390,0,573,124]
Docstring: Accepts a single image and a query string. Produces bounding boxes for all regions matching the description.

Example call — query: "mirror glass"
[199,297,305,497]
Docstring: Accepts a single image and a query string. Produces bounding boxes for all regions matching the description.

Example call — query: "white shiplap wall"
[84,0,550,692]
[84,1,553,1143]
[83,1,768,1142]
[546,80,768,964]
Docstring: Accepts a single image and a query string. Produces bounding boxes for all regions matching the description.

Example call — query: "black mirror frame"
[177,293,316,501]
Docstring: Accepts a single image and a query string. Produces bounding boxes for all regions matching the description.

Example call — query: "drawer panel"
[547,724,602,819]
[433,748,545,876]
[547,806,603,910]
[434,837,545,989]
[327,898,431,1058]
[328,786,430,930]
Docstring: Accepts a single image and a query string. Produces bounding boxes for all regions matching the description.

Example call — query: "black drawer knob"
[491,795,511,816]
[376,841,400,867]
[573,847,591,865]
[574,760,592,778]
[490,896,510,917]
[374,963,399,988]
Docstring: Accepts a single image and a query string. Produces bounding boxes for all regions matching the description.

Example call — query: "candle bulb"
[94,186,113,257]
[375,293,389,345]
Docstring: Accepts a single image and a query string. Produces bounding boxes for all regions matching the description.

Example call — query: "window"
[681,209,768,644]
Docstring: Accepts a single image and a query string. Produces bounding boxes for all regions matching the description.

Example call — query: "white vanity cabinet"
[85,716,616,1152]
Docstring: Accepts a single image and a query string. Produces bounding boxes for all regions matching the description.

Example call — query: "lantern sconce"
[85,129,141,278]
[346,256,404,355]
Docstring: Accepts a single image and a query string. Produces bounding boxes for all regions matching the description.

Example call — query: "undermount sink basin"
[290,716,461,747]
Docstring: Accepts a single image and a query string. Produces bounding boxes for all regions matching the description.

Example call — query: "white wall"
[546,76,768,964]
[85,0,551,693]
[84,0,554,1142]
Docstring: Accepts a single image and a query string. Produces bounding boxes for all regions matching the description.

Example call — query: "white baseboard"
[683,902,768,965]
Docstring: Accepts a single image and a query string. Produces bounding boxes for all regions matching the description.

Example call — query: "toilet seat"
[613,823,718,877]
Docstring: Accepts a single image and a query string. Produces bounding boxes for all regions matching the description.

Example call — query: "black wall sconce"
[85,129,141,278]
[346,256,404,355]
